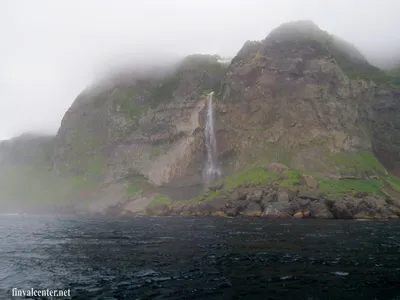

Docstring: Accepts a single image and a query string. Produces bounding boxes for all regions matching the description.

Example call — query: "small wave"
[331,271,349,276]
[135,269,159,277]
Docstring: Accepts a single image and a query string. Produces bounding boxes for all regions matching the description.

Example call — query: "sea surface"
[0,215,399,300]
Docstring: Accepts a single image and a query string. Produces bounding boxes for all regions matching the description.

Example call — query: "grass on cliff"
[188,160,400,203]
[147,194,171,208]
[149,74,181,108]
[125,174,155,196]
[318,178,384,199]
[190,167,303,203]
[112,87,148,119]
[326,152,386,176]
[388,175,400,193]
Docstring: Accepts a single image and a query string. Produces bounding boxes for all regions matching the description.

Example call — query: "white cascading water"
[203,92,221,185]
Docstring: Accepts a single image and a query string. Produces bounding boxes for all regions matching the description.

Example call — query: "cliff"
[1,20,400,217]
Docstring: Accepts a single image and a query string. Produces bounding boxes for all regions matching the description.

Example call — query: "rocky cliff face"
[216,21,400,177]
[217,21,372,175]
[370,88,400,174]
[51,54,228,212]
[1,21,399,215]
[51,21,400,213]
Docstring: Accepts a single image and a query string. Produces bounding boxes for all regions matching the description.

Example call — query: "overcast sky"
[1,0,399,140]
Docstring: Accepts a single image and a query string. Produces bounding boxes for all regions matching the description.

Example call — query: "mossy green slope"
[187,155,400,204]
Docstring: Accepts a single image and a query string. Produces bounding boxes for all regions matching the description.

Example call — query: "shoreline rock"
[146,184,400,219]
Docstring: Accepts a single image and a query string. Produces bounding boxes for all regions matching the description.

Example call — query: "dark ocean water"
[0,215,399,300]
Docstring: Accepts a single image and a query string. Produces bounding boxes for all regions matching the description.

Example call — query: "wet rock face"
[370,89,400,174]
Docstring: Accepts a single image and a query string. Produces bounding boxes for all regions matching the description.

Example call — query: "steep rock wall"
[216,21,375,177]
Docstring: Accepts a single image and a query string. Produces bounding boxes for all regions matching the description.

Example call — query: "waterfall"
[203,92,221,185]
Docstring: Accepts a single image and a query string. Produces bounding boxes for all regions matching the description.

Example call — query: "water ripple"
[0,216,399,299]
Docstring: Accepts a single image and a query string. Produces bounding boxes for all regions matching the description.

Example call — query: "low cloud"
[1,0,399,139]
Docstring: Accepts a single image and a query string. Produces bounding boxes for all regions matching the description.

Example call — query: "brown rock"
[354,196,386,216]
[293,211,304,218]
[386,197,400,209]
[353,211,373,219]
[297,190,321,200]
[388,205,400,216]
[261,192,276,203]
[296,197,310,206]
[211,211,227,217]
[331,201,353,219]
[303,209,311,218]
[243,202,262,217]
[299,174,319,189]
[225,207,239,217]
[231,190,247,201]
[246,190,263,202]
[197,197,227,215]
[277,190,290,202]
[309,202,334,219]
[261,202,292,218]
[378,205,400,219]
[267,163,289,173]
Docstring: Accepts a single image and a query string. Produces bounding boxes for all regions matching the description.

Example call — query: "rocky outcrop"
[162,183,400,219]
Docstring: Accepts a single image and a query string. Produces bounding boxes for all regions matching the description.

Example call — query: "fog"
[1,0,399,140]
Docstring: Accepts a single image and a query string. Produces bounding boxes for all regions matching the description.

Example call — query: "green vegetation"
[326,152,386,176]
[149,75,181,108]
[318,178,384,199]
[339,64,400,87]
[147,193,171,208]
[126,182,141,196]
[125,174,153,196]
[113,87,147,119]
[388,175,400,193]
[223,167,278,187]
[109,54,228,120]
[279,169,302,187]
[187,157,400,203]
[86,155,104,178]
[190,167,304,203]
[181,54,228,97]
[190,167,277,202]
